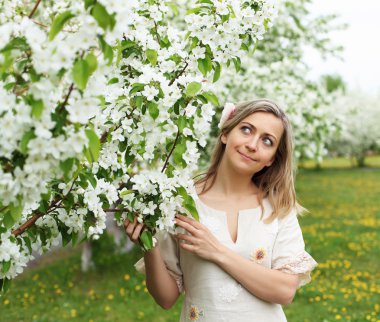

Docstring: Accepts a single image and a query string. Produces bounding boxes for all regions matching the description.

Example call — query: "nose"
[246,136,259,151]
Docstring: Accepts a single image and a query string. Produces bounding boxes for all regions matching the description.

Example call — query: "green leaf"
[3,213,14,229]
[23,236,32,253]
[85,53,98,75]
[213,62,221,83]
[71,231,79,245]
[31,98,44,119]
[189,37,199,51]
[129,83,144,95]
[72,59,89,91]
[146,49,158,66]
[127,212,134,222]
[98,36,114,65]
[186,7,202,15]
[176,187,199,221]
[173,141,187,167]
[61,228,72,247]
[0,278,11,294]
[83,172,97,188]
[197,58,207,76]
[107,77,119,85]
[9,202,23,223]
[92,3,115,31]
[60,158,75,179]
[125,148,134,166]
[135,95,143,109]
[233,57,241,72]
[186,82,202,97]
[84,0,96,9]
[148,102,159,120]
[178,116,186,132]
[49,11,75,41]
[202,92,220,106]
[140,230,153,251]
[84,129,100,162]
[19,130,36,154]
[2,261,11,273]
[184,200,199,221]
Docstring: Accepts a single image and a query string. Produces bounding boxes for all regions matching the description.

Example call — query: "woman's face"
[221,111,284,176]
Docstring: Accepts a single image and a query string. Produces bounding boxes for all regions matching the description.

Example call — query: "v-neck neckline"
[194,197,263,246]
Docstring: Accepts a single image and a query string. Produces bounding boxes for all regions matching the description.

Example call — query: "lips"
[238,151,255,161]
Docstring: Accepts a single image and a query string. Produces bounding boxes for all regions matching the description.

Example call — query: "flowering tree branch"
[28,0,42,19]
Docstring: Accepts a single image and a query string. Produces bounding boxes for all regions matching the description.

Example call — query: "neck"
[212,156,259,198]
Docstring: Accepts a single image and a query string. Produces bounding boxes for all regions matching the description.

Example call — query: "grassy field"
[1,168,380,322]
[299,154,380,169]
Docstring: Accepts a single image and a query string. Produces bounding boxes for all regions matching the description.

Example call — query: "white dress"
[135,194,318,322]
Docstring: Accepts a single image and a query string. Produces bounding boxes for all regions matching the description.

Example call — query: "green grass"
[299,154,380,169]
[1,168,380,322]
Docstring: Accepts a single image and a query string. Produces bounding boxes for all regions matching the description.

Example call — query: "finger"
[176,233,198,244]
[123,219,130,229]
[131,223,144,241]
[125,221,136,236]
[179,242,196,252]
[175,214,203,229]
[175,218,199,235]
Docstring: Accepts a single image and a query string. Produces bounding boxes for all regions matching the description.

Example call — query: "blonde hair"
[194,98,306,223]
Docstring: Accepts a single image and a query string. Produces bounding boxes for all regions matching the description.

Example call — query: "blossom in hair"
[218,103,236,129]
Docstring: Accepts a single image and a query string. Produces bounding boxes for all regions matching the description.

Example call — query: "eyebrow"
[241,121,278,143]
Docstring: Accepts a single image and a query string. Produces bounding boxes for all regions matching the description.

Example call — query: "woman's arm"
[214,247,300,305]
[124,218,180,309]
[174,214,300,305]
[143,246,181,309]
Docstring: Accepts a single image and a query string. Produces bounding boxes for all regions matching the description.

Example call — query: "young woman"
[124,99,317,321]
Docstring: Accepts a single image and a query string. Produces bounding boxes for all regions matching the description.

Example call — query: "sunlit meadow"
[1,166,379,322]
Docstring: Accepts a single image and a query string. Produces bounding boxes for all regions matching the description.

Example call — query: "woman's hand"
[124,216,145,245]
[174,213,227,263]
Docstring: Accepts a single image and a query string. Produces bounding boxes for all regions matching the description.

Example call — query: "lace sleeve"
[271,209,318,288]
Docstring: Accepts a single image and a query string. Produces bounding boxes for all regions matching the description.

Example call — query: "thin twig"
[28,0,42,18]
[169,61,188,86]
[161,127,180,173]
[11,211,44,236]
[103,208,129,212]
[59,83,74,114]
[0,206,9,213]
[100,106,137,144]
[12,177,78,237]
[153,21,161,45]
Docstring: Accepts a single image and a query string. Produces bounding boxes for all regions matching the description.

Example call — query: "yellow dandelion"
[124,274,130,281]
[70,309,77,318]
[3,299,10,305]
[107,294,114,300]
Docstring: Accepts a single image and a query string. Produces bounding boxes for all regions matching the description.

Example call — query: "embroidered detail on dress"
[189,305,204,321]
[218,281,243,303]
[200,215,221,234]
[250,247,267,264]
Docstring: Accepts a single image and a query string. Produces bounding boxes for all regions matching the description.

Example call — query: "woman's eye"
[241,126,251,134]
[263,137,273,146]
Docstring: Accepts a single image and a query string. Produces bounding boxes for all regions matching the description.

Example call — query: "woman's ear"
[221,133,227,144]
